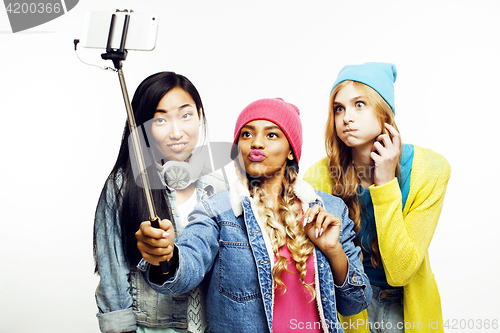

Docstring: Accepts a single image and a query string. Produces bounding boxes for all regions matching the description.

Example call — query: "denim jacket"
[94,169,227,333]
[139,179,372,333]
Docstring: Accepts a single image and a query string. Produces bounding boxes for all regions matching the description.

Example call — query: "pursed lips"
[248,149,265,162]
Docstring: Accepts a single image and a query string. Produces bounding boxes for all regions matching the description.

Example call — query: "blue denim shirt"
[94,169,227,333]
[139,179,372,333]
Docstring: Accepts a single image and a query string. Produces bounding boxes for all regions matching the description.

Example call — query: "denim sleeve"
[94,175,137,333]
[141,199,220,295]
[333,202,373,317]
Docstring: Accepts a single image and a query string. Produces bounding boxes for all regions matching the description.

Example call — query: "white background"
[1,0,499,332]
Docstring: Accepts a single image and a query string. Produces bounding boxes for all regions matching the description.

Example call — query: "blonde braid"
[250,164,316,301]
[252,187,289,292]
[280,167,316,300]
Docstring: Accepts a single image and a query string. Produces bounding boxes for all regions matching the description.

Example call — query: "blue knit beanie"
[332,62,397,113]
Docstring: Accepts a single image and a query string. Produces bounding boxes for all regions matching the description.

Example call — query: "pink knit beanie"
[232,98,303,163]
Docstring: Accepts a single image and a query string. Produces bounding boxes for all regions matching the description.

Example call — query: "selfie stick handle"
[102,12,169,274]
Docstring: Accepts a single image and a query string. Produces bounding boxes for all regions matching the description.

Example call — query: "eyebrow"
[333,96,364,105]
[155,104,196,113]
[241,124,283,132]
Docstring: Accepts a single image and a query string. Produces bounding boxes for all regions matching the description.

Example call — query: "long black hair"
[93,71,206,273]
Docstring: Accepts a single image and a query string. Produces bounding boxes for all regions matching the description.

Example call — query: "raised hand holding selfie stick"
[101,11,170,274]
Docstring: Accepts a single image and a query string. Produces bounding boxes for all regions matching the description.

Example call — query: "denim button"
[323,297,327,302]
[320,263,324,268]
[352,276,357,283]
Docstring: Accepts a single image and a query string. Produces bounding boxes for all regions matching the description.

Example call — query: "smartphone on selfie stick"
[79,10,169,274]
[80,11,158,51]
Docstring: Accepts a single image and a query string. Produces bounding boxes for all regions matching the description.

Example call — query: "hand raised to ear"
[371,123,401,186]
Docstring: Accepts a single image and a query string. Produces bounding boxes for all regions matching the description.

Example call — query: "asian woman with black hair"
[93,71,226,333]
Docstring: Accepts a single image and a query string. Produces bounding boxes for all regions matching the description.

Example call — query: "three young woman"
[93,72,226,333]
[95,63,449,333]
[304,62,451,333]
[136,98,372,333]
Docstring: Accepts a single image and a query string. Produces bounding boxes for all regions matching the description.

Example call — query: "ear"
[287,150,294,160]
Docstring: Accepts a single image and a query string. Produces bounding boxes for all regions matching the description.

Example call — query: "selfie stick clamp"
[100,10,129,69]
[101,10,169,274]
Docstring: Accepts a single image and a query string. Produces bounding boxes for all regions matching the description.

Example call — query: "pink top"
[272,241,322,333]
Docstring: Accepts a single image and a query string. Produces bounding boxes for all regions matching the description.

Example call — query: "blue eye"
[182,112,193,119]
[334,106,344,113]
[356,101,365,108]
[153,118,166,124]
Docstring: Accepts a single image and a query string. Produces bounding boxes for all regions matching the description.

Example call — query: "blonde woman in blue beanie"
[304,62,451,333]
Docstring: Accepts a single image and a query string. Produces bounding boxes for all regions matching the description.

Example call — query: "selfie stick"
[101,11,169,274]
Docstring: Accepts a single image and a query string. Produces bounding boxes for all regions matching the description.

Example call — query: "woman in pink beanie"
[136,97,371,333]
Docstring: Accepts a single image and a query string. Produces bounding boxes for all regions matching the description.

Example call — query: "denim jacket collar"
[229,178,322,218]
[196,174,217,199]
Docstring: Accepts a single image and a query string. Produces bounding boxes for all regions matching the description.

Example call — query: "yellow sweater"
[303,145,451,333]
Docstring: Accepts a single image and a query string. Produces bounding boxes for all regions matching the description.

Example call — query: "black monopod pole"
[101,12,170,274]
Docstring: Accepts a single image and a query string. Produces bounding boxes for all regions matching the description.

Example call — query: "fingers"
[141,250,174,266]
[303,204,341,238]
[374,123,400,151]
[371,123,401,167]
[138,242,175,265]
[137,240,174,257]
[370,150,382,166]
[136,219,175,266]
[137,239,174,266]
[375,134,390,150]
[373,134,392,155]
[138,219,173,239]
[158,218,173,232]
[385,123,401,146]
[314,211,341,238]
[302,204,320,226]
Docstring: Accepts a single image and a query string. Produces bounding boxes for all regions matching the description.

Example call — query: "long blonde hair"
[325,80,400,268]
[235,159,316,300]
